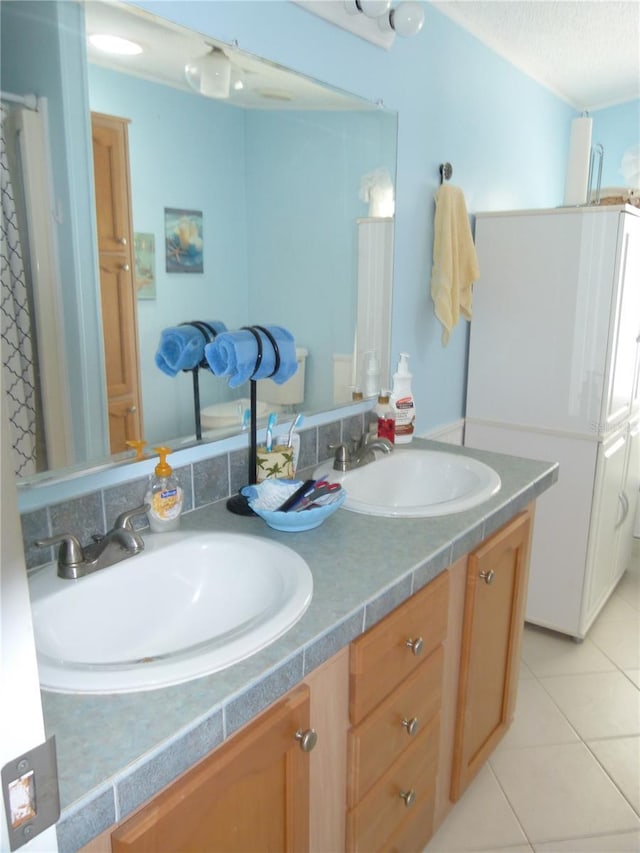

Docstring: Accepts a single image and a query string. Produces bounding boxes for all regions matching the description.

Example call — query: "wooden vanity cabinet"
[346,571,449,852]
[111,684,314,853]
[75,508,536,853]
[450,510,532,800]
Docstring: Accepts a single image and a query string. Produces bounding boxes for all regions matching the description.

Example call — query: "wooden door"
[91,112,142,453]
[450,511,532,800]
[111,685,312,852]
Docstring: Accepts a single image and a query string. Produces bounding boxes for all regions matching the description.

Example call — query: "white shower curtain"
[1,105,37,476]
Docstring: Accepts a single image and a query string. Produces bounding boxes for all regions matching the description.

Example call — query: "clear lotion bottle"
[145,446,184,532]
[390,353,416,444]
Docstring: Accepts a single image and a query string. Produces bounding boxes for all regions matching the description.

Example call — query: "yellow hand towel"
[430,184,480,345]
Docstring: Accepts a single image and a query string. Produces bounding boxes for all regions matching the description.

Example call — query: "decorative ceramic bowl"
[241,480,346,532]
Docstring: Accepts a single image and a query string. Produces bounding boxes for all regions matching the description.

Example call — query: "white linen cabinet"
[465,205,640,639]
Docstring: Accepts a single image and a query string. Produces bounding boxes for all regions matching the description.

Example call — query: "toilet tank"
[258,347,308,406]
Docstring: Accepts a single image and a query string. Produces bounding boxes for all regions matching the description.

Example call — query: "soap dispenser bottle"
[390,353,416,444]
[144,446,184,532]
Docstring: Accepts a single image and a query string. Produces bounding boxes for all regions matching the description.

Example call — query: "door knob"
[479,569,495,585]
[295,728,317,752]
[405,636,424,656]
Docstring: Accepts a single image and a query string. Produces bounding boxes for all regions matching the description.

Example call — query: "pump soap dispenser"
[144,447,184,532]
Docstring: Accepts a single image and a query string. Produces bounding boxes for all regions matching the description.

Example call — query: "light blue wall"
[89,66,250,443]
[135,0,576,432]
[245,108,397,408]
[592,99,640,187]
[88,66,396,440]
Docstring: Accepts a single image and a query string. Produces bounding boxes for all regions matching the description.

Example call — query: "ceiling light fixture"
[185,46,232,99]
[89,33,143,55]
[345,0,424,37]
[380,1,425,36]
[295,0,424,47]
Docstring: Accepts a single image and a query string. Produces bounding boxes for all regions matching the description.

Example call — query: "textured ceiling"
[430,0,640,111]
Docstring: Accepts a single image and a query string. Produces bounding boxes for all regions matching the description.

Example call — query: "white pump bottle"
[390,353,415,444]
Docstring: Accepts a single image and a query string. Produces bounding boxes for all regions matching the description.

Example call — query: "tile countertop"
[43,439,558,852]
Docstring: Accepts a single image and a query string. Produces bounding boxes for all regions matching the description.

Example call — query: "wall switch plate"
[2,737,60,850]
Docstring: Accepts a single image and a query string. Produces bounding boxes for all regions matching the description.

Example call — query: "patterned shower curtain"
[1,105,36,476]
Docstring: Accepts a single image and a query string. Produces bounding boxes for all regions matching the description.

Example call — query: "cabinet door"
[583,428,628,628]
[618,417,640,575]
[112,685,312,853]
[604,212,640,429]
[451,512,532,800]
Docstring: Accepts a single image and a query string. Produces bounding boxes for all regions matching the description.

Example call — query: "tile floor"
[425,542,640,853]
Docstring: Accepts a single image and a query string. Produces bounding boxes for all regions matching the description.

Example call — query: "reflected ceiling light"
[89,33,143,55]
[185,47,231,99]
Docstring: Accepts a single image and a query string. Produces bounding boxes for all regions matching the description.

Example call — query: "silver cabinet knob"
[295,728,317,753]
[401,717,419,736]
[128,406,137,414]
[479,569,495,585]
[121,263,131,272]
[405,636,424,656]
[117,236,127,245]
[399,789,416,807]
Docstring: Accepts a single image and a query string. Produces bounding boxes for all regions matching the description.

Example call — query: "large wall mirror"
[1,0,397,486]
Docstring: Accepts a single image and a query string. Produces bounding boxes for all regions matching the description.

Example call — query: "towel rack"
[180,321,220,442]
[226,326,282,516]
[440,162,453,184]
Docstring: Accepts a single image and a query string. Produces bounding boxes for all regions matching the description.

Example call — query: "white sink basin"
[316,449,501,518]
[29,532,312,694]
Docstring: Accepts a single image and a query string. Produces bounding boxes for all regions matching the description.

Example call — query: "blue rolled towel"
[155,321,227,376]
[204,326,297,388]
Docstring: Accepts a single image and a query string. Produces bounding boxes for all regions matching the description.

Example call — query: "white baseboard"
[420,419,465,446]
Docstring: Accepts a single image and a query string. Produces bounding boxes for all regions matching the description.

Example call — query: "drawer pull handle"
[295,728,318,753]
[401,717,419,736]
[399,789,416,807]
[479,569,495,585]
[121,263,131,272]
[117,236,128,245]
[405,636,424,656]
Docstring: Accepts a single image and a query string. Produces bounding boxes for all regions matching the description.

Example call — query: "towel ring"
[179,320,220,369]
[241,326,264,377]
[440,162,453,184]
[253,325,281,376]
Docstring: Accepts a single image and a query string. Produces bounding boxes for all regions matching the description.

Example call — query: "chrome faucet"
[36,504,149,580]
[331,434,394,472]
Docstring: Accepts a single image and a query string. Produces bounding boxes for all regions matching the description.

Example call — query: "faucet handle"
[329,443,350,472]
[35,533,84,568]
[114,504,150,531]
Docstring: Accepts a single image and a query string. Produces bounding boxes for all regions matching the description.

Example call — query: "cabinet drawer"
[385,783,436,853]
[350,571,448,724]
[347,646,443,806]
[346,714,440,853]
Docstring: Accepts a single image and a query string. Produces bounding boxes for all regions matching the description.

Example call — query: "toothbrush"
[287,413,304,447]
[265,413,277,452]
[241,408,250,431]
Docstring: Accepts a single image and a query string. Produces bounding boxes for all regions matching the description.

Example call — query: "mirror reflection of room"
[0,0,397,479]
